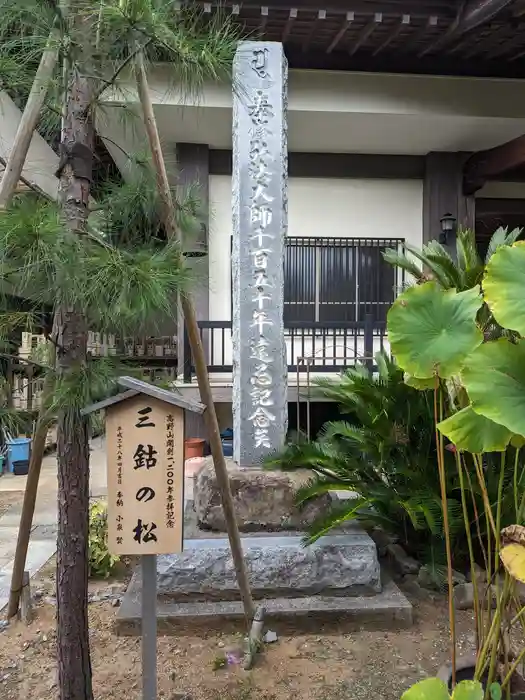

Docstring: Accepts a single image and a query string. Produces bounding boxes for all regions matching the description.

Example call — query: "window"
[284,237,404,324]
[230,236,404,324]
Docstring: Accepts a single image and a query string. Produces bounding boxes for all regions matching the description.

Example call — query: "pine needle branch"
[90,37,153,106]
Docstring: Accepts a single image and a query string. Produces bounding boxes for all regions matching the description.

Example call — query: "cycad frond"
[424,251,463,289]
[382,247,425,282]
[402,242,457,288]
[485,226,523,263]
[303,497,372,545]
[321,420,368,447]
[264,438,343,479]
[374,350,398,382]
[295,476,356,506]
[455,228,482,278]
[404,494,443,535]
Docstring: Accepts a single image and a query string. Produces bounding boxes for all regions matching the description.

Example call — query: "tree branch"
[90,38,153,107]
[0,352,49,371]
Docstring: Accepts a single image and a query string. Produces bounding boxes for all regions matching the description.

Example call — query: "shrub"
[88,501,119,578]
[268,352,462,568]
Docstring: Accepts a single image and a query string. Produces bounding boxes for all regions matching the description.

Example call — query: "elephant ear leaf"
[402,678,450,700]
[404,374,436,390]
[484,241,525,336]
[452,681,484,700]
[461,339,525,438]
[500,543,525,584]
[437,406,512,453]
[387,282,483,380]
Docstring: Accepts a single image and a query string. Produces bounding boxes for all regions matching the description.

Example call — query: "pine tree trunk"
[55,41,94,700]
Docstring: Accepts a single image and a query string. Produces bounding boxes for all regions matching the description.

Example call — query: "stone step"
[116,578,412,635]
[155,532,381,601]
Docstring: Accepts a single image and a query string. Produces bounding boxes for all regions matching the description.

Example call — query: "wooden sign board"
[106,394,184,555]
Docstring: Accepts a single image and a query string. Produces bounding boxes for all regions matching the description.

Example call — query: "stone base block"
[155,531,381,600]
[193,457,330,532]
[116,579,413,635]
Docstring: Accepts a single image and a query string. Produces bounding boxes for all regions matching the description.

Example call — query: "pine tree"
[1,2,255,696]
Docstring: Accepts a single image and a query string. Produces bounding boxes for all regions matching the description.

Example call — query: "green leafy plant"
[383,227,521,292]
[212,653,228,671]
[401,679,484,700]
[88,501,119,578]
[267,352,463,571]
[387,238,525,692]
[383,226,522,341]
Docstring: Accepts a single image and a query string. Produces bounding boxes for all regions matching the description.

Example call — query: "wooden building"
[100,0,525,432]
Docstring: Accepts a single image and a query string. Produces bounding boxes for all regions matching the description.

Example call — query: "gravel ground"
[0,568,480,700]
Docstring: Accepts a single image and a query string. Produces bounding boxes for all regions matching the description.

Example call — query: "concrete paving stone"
[31,524,57,540]
[0,534,57,610]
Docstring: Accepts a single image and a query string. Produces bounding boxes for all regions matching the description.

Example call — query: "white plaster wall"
[206,174,422,369]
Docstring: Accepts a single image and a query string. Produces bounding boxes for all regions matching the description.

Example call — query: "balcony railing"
[6,332,179,411]
[182,315,388,382]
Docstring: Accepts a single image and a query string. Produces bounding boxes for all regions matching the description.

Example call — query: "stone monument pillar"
[232,42,288,468]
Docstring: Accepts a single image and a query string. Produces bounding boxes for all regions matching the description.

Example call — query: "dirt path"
[0,575,478,700]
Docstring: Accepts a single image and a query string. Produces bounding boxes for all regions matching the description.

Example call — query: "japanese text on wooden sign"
[106,395,184,555]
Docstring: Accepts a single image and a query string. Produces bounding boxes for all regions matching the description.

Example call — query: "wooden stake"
[243,604,265,670]
[0,28,60,209]
[0,29,60,618]
[134,49,255,624]
[7,380,54,619]
[20,570,33,624]
[141,555,157,700]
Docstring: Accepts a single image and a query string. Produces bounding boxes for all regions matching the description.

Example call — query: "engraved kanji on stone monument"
[232,41,288,467]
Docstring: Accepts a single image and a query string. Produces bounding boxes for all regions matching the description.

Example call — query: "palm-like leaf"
[400,243,457,288]
[455,228,482,277]
[270,353,465,560]
[382,248,425,283]
[485,226,522,263]
[295,476,358,507]
[303,497,372,545]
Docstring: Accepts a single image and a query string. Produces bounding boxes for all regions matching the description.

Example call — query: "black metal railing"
[182,315,387,382]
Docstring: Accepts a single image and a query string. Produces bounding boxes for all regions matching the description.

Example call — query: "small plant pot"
[185,438,205,460]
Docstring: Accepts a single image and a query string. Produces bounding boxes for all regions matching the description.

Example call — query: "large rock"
[453,582,476,610]
[156,532,381,600]
[386,544,420,575]
[193,458,331,532]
